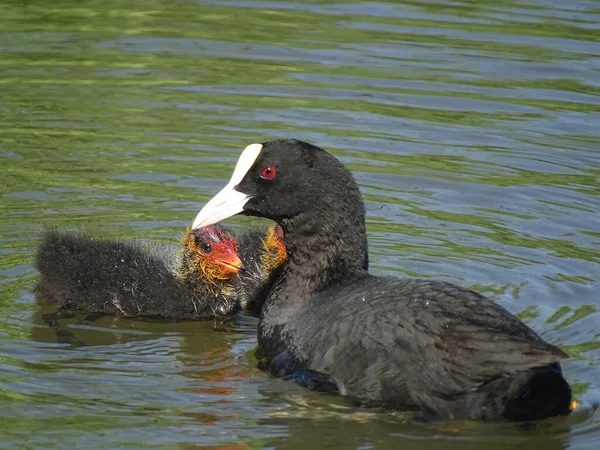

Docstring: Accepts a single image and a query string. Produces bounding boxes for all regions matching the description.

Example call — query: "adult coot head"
[193,139,369,287]
[194,139,359,222]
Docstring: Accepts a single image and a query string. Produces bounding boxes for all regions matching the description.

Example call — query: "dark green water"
[1,0,599,448]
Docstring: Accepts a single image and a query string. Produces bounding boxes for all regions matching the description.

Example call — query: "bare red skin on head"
[184,224,244,282]
[273,225,284,242]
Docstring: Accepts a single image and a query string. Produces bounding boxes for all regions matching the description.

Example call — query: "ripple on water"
[0,0,598,448]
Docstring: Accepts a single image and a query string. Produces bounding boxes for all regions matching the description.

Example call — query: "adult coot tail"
[190,139,573,421]
[489,365,572,422]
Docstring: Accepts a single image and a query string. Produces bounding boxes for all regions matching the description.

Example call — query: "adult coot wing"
[305,277,567,418]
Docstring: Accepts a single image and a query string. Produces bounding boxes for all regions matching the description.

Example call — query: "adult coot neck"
[258,200,369,357]
[263,192,370,313]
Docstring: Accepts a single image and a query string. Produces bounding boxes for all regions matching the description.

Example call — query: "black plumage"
[35,223,287,321]
[35,225,242,321]
[192,138,573,421]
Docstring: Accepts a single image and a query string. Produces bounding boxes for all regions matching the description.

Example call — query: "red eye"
[261,166,276,179]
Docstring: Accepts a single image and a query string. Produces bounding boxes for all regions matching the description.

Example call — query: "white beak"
[192,143,263,229]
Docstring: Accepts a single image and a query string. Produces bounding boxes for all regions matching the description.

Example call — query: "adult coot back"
[191,139,572,421]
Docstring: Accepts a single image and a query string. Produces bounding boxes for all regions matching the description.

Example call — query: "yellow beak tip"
[570,400,580,411]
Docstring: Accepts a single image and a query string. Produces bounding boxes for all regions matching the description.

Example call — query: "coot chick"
[35,225,244,320]
[191,139,573,422]
[236,224,287,313]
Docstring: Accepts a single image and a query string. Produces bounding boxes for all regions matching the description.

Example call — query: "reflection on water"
[0,0,599,448]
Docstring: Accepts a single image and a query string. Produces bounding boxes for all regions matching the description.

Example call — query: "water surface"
[1,0,599,448]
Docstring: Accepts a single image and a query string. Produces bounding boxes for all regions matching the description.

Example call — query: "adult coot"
[191,139,572,421]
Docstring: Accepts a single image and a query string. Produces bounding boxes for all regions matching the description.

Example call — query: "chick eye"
[199,242,212,254]
[261,166,276,179]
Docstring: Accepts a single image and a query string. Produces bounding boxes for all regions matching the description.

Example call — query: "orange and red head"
[180,224,245,286]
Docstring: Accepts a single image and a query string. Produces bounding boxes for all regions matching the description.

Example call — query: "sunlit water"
[1,0,599,448]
